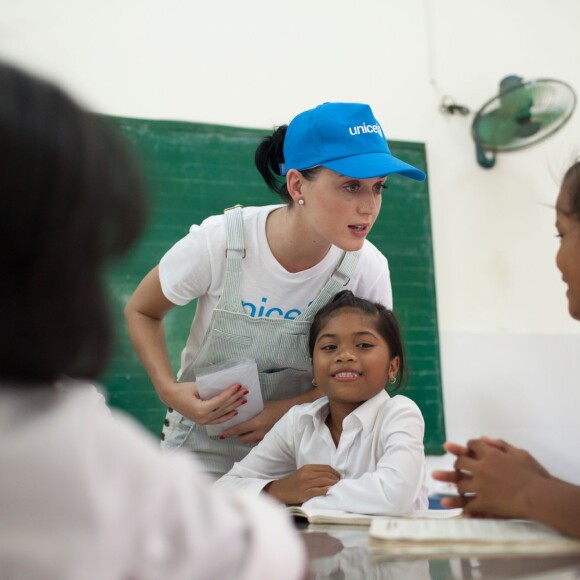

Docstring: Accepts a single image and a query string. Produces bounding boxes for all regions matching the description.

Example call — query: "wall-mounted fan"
[471,75,576,168]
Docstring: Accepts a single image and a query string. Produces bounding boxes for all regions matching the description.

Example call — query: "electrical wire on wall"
[424,0,470,116]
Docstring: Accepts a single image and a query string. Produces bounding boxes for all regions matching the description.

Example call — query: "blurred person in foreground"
[0,60,305,580]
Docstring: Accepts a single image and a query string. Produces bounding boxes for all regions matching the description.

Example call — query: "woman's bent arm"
[125,267,246,424]
[124,266,177,401]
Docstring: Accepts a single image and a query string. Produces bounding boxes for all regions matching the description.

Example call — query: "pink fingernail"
[241,398,247,405]
[242,389,249,396]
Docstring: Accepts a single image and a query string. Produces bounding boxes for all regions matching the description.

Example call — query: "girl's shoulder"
[380,393,424,421]
[282,397,329,427]
[379,393,423,417]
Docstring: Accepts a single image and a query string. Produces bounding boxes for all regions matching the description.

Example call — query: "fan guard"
[472,76,576,168]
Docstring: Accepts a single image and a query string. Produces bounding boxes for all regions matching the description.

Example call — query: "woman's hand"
[163,381,248,425]
[219,399,294,444]
[265,465,342,505]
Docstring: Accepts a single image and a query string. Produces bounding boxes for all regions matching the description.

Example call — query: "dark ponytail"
[255,125,290,201]
[255,124,323,204]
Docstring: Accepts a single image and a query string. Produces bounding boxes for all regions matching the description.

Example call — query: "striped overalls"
[161,206,360,478]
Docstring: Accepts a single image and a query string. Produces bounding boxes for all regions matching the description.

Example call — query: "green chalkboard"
[102,116,445,454]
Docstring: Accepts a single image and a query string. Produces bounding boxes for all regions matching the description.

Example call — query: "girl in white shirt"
[215,291,428,516]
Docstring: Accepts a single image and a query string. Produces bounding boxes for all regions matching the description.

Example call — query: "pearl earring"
[298,199,305,206]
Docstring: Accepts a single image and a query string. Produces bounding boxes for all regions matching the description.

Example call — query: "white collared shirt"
[215,390,428,515]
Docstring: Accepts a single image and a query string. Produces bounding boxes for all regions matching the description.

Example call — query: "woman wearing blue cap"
[125,102,425,478]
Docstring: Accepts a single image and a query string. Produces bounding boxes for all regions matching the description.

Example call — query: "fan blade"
[515,120,541,139]
[530,108,571,128]
[498,83,560,120]
[499,88,533,119]
[521,83,554,103]
[475,111,519,149]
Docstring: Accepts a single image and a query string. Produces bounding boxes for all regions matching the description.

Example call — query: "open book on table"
[287,507,462,527]
[369,516,580,557]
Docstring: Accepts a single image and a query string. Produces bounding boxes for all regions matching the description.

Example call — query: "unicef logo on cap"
[348,122,383,138]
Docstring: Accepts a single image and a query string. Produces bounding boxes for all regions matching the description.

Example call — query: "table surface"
[300,524,580,580]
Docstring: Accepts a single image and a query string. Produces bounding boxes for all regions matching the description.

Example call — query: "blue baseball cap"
[280,102,425,181]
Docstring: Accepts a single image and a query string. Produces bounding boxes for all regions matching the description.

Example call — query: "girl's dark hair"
[0,62,147,384]
[254,124,321,203]
[561,160,580,219]
[308,290,407,391]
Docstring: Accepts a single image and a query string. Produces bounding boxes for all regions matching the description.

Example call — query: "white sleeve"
[105,411,306,580]
[214,409,299,496]
[158,217,223,306]
[0,387,306,580]
[136,453,306,580]
[302,400,426,516]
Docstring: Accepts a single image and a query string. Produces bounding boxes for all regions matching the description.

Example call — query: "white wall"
[2,0,579,484]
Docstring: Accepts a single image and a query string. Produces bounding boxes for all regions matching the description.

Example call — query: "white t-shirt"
[0,382,305,580]
[159,205,392,373]
[214,390,428,516]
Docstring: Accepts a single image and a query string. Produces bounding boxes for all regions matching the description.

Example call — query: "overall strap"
[219,205,246,312]
[300,249,362,319]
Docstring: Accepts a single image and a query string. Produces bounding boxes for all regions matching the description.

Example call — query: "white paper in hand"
[194,359,263,437]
